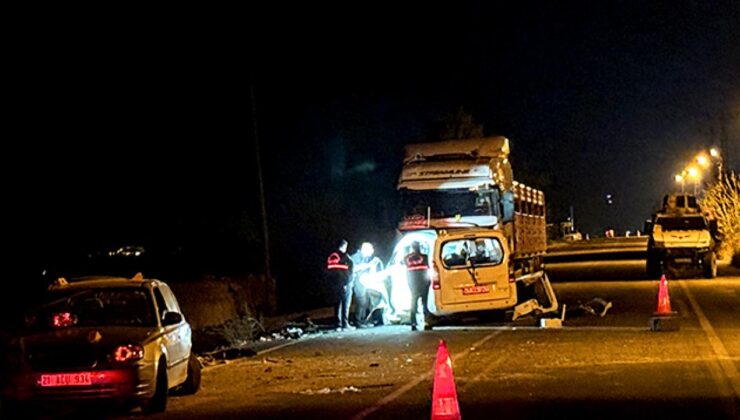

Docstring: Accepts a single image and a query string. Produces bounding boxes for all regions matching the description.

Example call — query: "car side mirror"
[162,311,183,326]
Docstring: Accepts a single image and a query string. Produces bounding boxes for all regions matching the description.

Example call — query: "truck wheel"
[703,252,717,279]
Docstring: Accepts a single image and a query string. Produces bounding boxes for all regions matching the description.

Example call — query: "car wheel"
[177,353,202,395]
[703,252,717,279]
[142,359,168,414]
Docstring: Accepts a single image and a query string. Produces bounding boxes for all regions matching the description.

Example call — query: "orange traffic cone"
[655,274,672,314]
[431,340,461,420]
[649,274,679,331]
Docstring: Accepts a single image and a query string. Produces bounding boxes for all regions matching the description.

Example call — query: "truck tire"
[703,252,717,279]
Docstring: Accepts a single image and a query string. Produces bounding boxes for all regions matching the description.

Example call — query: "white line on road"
[350,331,503,420]
[678,281,740,401]
[432,325,665,332]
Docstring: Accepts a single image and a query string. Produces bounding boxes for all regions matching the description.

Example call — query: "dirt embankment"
[170,275,276,353]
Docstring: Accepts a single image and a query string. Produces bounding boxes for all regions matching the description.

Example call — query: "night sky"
[7,2,740,310]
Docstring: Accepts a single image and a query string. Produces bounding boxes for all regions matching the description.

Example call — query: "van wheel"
[703,252,717,279]
[142,360,168,414]
[177,353,202,395]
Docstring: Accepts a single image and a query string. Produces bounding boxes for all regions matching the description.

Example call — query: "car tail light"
[52,312,76,328]
[509,273,516,283]
[113,345,144,363]
[431,262,441,290]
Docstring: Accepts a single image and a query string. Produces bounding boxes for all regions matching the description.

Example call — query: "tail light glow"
[52,312,75,328]
[113,344,144,363]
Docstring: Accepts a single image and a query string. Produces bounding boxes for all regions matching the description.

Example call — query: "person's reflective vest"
[327,252,349,271]
[405,252,429,271]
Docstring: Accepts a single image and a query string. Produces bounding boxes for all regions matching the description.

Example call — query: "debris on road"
[298,386,361,395]
[568,297,613,317]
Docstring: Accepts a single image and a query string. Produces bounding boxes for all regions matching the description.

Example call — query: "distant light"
[687,166,699,178]
[710,147,720,158]
[674,174,684,183]
[697,154,709,167]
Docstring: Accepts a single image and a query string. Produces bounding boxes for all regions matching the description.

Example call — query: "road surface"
[148,262,740,420]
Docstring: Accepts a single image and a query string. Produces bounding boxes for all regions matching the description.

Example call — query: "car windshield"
[656,216,707,231]
[440,237,504,268]
[26,288,155,329]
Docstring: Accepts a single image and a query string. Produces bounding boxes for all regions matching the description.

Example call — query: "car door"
[160,284,191,366]
[153,286,188,376]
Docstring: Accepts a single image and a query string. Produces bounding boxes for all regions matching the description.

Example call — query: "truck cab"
[646,193,718,278]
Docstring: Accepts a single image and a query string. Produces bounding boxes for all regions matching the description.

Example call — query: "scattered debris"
[299,386,361,395]
[369,362,380,368]
[263,357,279,364]
[568,298,613,317]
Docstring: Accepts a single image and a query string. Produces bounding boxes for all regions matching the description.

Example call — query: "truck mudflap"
[512,271,558,321]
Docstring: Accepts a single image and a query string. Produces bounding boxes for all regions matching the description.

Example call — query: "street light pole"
[251,86,273,315]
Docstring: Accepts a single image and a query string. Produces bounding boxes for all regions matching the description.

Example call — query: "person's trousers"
[408,275,431,327]
[336,280,354,327]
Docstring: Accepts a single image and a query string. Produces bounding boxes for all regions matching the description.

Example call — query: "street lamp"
[696,154,709,168]
[674,173,685,193]
[687,166,701,195]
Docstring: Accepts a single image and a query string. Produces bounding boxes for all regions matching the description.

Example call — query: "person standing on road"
[404,241,432,331]
[351,242,385,326]
[326,239,355,331]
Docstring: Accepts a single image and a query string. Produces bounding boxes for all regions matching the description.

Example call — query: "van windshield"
[440,237,504,269]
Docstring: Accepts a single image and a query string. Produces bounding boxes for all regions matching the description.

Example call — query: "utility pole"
[251,86,272,314]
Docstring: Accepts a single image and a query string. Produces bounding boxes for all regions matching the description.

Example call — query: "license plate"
[39,372,92,387]
[674,258,692,263]
[462,285,490,295]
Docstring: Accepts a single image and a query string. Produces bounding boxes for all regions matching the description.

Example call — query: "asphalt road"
[150,262,740,420]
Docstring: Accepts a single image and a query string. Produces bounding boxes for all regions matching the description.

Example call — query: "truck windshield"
[656,217,707,231]
[400,188,495,219]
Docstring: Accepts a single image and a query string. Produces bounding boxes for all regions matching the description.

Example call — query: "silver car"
[1,275,200,414]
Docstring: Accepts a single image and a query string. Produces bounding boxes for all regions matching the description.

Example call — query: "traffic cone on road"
[655,274,672,314]
[649,274,679,331]
[431,340,461,420]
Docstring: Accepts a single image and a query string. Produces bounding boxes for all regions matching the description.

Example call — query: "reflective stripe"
[327,264,349,270]
[407,265,429,271]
